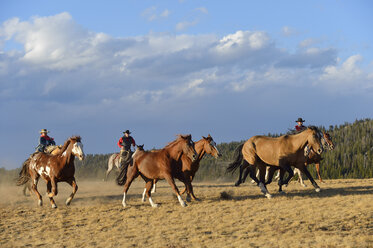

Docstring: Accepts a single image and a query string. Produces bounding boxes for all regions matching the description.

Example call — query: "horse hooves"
[265,193,272,199]
[180,202,187,207]
[38,200,43,206]
[186,195,192,202]
[234,182,241,187]
[302,184,307,187]
[151,204,159,208]
[315,188,321,193]
[51,204,57,209]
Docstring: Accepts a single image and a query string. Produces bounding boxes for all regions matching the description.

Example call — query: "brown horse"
[142,134,222,202]
[227,126,323,198]
[237,131,335,187]
[292,131,335,185]
[17,136,85,208]
[22,145,63,196]
[116,134,197,208]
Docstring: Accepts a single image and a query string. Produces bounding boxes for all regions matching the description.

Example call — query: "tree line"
[0,118,372,184]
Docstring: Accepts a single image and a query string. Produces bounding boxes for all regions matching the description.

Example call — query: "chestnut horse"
[236,131,335,187]
[227,126,323,198]
[141,134,222,202]
[116,135,197,208]
[17,136,85,208]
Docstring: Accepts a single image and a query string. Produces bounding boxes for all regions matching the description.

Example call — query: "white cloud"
[281,26,297,36]
[176,20,198,31]
[142,7,170,21]
[195,7,208,14]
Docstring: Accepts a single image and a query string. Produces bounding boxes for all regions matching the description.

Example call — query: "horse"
[236,131,335,187]
[141,134,222,202]
[17,136,85,208]
[104,153,121,181]
[22,145,63,196]
[226,126,324,198]
[116,134,197,208]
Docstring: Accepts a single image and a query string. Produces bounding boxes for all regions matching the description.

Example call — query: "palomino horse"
[226,126,323,198]
[236,131,335,187]
[282,131,335,186]
[141,135,221,202]
[116,135,197,208]
[17,136,85,208]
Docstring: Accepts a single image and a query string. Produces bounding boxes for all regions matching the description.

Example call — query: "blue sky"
[1,0,372,169]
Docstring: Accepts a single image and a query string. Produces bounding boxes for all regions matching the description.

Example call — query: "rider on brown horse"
[117,130,136,167]
[35,129,56,153]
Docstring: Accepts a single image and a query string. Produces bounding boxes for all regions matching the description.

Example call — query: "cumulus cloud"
[0,12,371,113]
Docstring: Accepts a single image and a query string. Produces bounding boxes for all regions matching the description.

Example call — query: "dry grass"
[0,178,372,248]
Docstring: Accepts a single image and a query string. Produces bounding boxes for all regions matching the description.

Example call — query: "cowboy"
[36,129,56,153]
[117,130,136,167]
[295,118,307,131]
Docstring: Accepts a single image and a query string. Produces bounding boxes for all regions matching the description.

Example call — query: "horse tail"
[116,159,130,186]
[16,157,31,186]
[226,143,244,174]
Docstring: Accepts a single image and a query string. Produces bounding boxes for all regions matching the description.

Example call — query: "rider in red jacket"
[118,130,136,167]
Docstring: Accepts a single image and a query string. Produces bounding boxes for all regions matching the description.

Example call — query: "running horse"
[104,153,121,181]
[116,134,197,208]
[17,136,85,208]
[236,131,335,187]
[226,126,324,198]
[141,134,222,202]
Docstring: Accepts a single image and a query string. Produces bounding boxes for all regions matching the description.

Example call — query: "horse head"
[322,132,335,150]
[71,136,85,161]
[202,134,222,158]
[179,134,198,162]
[307,127,323,155]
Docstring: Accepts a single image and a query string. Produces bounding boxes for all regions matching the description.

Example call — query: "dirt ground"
[0,178,372,248]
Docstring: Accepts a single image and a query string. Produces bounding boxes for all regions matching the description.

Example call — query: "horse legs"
[164,175,186,207]
[297,164,321,192]
[257,164,272,199]
[122,166,139,208]
[279,162,294,186]
[46,181,57,208]
[30,176,43,206]
[278,169,286,192]
[235,164,248,186]
[142,179,158,202]
[104,159,113,181]
[315,163,324,183]
[48,177,58,198]
[265,166,278,185]
[144,179,158,208]
[294,168,306,187]
[65,177,78,206]
[151,179,157,193]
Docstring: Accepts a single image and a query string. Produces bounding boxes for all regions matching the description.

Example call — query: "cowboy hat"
[40,129,50,133]
[295,118,305,123]
[123,130,131,134]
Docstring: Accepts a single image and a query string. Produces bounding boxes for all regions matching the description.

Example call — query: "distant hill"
[1,119,372,184]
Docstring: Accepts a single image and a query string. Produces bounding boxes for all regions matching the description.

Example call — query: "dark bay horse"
[227,126,323,198]
[17,136,85,208]
[235,131,335,187]
[141,134,222,202]
[116,135,197,208]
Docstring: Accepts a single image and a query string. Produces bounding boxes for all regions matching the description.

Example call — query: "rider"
[295,117,307,131]
[117,130,136,167]
[36,129,56,153]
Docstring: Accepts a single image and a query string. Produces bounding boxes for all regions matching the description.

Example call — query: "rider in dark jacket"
[36,129,56,152]
[117,130,136,167]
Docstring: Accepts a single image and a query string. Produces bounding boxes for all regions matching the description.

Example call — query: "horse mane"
[164,134,190,149]
[56,136,82,155]
[287,126,320,136]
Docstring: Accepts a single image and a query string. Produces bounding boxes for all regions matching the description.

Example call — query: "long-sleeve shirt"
[117,136,136,150]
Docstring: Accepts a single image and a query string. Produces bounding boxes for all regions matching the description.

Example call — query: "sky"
[1,0,372,169]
